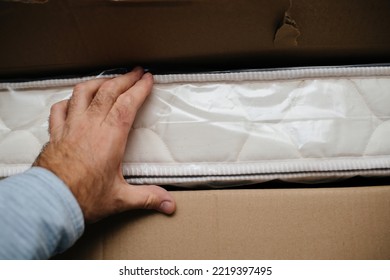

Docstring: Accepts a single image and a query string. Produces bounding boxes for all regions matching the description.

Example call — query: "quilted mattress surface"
[1,66,390,186]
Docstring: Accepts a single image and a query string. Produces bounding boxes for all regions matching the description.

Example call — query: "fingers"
[50,69,161,224]
[66,67,148,125]
[49,99,69,140]
[87,67,145,120]
[68,78,109,116]
[104,72,154,136]
[123,72,154,113]
[66,67,144,118]
[117,183,176,215]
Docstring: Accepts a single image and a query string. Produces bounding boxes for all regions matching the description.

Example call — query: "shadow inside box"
[161,176,390,191]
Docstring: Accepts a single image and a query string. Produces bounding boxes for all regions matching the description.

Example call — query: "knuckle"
[119,92,135,107]
[50,100,67,114]
[50,101,61,112]
[92,84,118,106]
[118,95,136,118]
[70,85,85,108]
[91,92,105,107]
[72,83,87,96]
[143,194,158,210]
[100,79,120,93]
[111,104,133,127]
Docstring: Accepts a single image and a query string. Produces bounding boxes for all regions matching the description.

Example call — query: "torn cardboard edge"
[274,0,300,47]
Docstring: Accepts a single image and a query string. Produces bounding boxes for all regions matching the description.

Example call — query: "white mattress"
[1,66,390,186]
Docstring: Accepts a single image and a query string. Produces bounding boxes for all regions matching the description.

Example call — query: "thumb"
[117,183,176,215]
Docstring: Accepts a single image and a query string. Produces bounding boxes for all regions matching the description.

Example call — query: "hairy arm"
[34,68,176,222]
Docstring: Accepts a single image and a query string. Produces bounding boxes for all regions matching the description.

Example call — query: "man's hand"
[34,68,176,222]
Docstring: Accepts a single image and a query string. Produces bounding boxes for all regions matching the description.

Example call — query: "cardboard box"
[1,0,390,259]
[1,0,390,79]
[58,184,390,260]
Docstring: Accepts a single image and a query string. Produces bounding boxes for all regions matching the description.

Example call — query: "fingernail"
[142,72,153,80]
[158,201,175,215]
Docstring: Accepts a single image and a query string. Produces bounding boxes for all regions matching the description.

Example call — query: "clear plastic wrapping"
[1,66,390,186]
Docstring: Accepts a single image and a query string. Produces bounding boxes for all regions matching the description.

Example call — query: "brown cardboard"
[273,14,300,47]
[2,0,390,260]
[274,0,300,47]
[1,0,390,79]
[57,186,390,260]
[0,0,288,78]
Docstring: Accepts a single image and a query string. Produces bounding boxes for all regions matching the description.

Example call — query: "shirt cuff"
[27,166,85,239]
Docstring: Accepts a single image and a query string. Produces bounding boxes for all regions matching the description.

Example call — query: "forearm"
[0,167,84,259]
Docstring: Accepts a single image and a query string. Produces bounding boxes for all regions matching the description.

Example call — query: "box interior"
[1,0,390,79]
[1,0,390,259]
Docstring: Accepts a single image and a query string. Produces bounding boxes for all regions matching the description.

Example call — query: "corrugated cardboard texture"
[57,186,390,260]
[1,0,390,79]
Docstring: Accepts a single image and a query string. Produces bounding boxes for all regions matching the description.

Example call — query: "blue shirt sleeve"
[0,167,85,259]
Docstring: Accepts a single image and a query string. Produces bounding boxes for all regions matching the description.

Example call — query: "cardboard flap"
[56,186,390,260]
[1,0,390,78]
